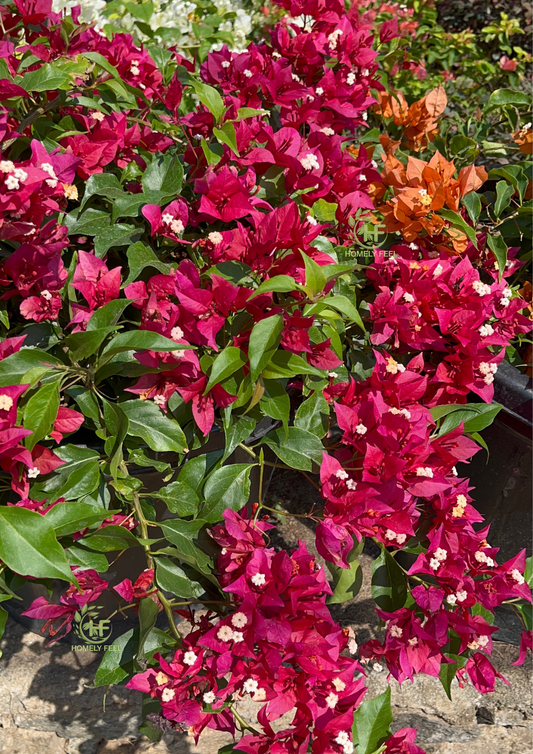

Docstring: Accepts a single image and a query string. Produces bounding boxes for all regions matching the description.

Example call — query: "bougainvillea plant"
[0,1,531,753]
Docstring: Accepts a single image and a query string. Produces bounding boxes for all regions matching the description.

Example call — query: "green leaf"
[101,331,190,358]
[301,251,327,295]
[295,392,330,438]
[142,153,184,194]
[494,180,515,218]
[67,544,109,572]
[485,88,531,112]
[248,314,284,382]
[103,400,129,480]
[23,382,60,451]
[439,654,467,701]
[87,300,133,331]
[486,234,508,280]
[93,626,174,686]
[123,242,172,286]
[201,463,254,522]
[205,346,247,393]
[38,445,101,502]
[260,379,290,431]
[64,327,117,361]
[524,555,533,588]
[191,82,225,123]
[462,192,482,226]
[262,427,323,472]
[0,507,75,583]
[352,687,393,754]
[236,107,268,120]
[0,348,60,386]
[158,519,212,575]
[78,524,140,552]
[94,224,142,258]
[151,480,199,516]
[213,122,239,156]
[81,51,121,80]
[44,502,111,537]
[312,198,337,223]
[22,63,70,91]
[64,207,111,237]
[261,350,325,379]
[325,294,365,331]
[439,403,502,435]
[248,275,299,299]
[439,208,477,248]
[327,538,364,605]
[81,173,124,209]
[371,548,408,612]
[0,605,8,645]
[137,597,160,659]
[223,415,256,462]
[120,400,187,453]
[155,557,205,598]
[201,138,223,165]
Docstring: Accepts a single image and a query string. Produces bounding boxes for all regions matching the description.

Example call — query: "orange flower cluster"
[512,124,533,154]
[377,152,487,253]
[375,85,447,151]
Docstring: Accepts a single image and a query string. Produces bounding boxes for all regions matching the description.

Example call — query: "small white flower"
[153,395,166,406]
[243,69,253,78]
[477,635,489,648]
[403,292,415,303]
[416,466,434,478]
[221,61,231,69]
[130,63,141,76]
[251,572,266,586]
[346,72,356,85]
[456,494,467,507]
[307,215,318,225]
[390,624,403,637]
[429,558,440,571]
[203,691,216,704]
[456,590,468,602]
[327,29,343,50]
[486,557,495,567]
[299,153,320,171]
[475,550,488,564]
[409,242,418,250]
[483,374,494,385]
[328,371,338,378]
[332,677,346,691]
[315,87,324,95]
[291,73,301,82]
[343,744,354,754]
[28,467,40,479]
[359,173,367,182]
[511,569,525,585]
[41,289,53,301]
[171,219,184,234]
[371,160,378,168]
[232,612,248,628]
[452,466,458,476]
[161,687,175,702]
[217,625,234,642]
[355,423,367,435]
[335,469,349,480]
[320,126,334,135]
[171,326,184,341]
[208,231,223,245]
[373,663,383,673]
[408,637,418,646]
[252,687,266,701]
[348,638,358,654]
[63,184,78,200]
[472,280,492,297]
[362,111,368,121]
[434,264,443,277]
[0,395,13,411]
[336,732,350,746]
[434,547,447,562]
[243,678,258,694]
[0,160,15,173]
[91,111,105,122]
[232,631,244,643]
[162,213,174,225]
[499,296,510,307]
[446,594,457,605]
[418,188,428,196]
[361,68,370,76]
[345,479,357,490]
[325,691,338,708]
[396,533,406,545]
[479,362,492,376]
[13,168,27,182]
[502,287,512,299]
[479,324,494,337]
[155,671,168,685]
[183,650,198,666]
[5,175,19,190]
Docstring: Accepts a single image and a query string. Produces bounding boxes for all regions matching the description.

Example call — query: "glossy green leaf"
[191,82,225,123]
[462,192,482,226]
[371,548,408,612]
[223,414,256,462]
[352,687,393,754]
[0,348,60,387]
[201,463,254,522]
[101,330,191,358]
[44,502,111,537]
[23,382,60,451]
[213,122,239,156]
[205,346,247,393]
[124,242,172,286]
[81,173,124,209]
[142,153,184,194]
[155,557,205,598]
[120,400,187,453]
[262,427,323,472]
[486,234,508,280]
[0,507,75,583]
[248,314,283,382]
[295,392,330,438]
[327,538,364,605]
[151,480,199,516]
[494,180,515,218]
